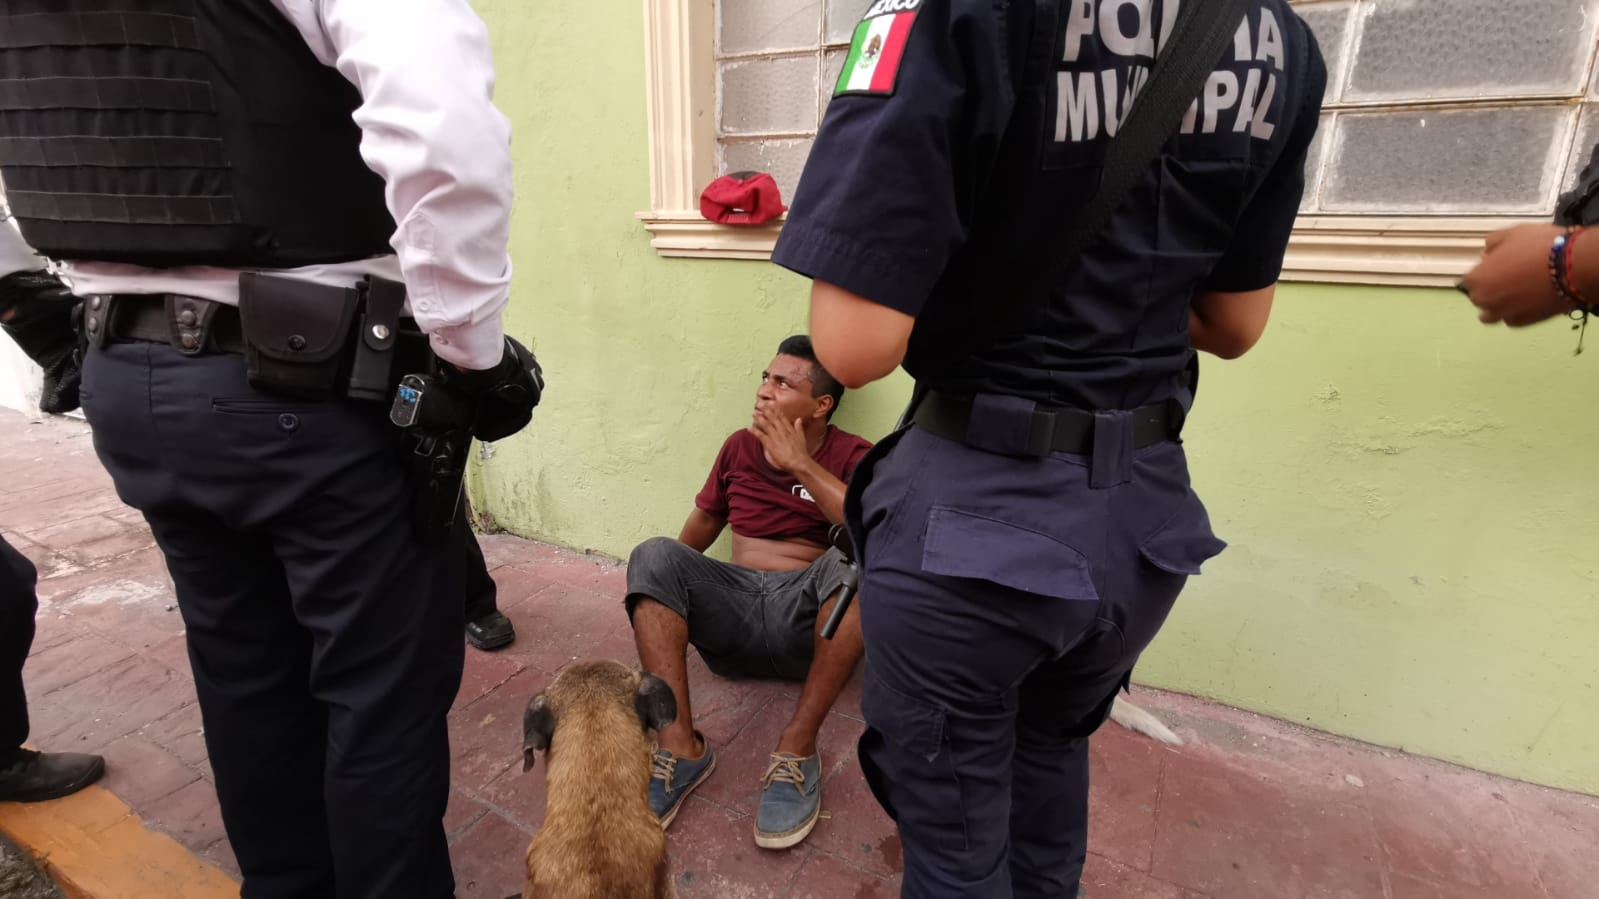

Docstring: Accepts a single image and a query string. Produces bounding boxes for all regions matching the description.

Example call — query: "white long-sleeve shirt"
[0,216,41,276]
[0,0,516,371]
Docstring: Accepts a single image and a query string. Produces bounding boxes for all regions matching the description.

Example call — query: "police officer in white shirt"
[0,3,540,896]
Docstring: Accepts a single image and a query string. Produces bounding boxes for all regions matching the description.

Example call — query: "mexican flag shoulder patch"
[834,0,922,97]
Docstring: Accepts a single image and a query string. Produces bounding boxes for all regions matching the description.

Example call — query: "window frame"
[638,0,1582,286]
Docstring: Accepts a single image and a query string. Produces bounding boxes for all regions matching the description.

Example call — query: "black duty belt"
[911,389,1182,458]
[88,293,246,355]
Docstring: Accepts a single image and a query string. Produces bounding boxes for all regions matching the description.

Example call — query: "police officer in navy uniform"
[0,221,105,806]
[0,2,539,897]
[772,0,1326,895]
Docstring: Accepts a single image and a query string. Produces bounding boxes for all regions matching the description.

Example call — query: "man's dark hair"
[777,334,845,419]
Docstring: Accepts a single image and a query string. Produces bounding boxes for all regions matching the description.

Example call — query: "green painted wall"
[469,2,1599,795]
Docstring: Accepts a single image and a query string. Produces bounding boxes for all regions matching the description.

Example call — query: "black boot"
[0,749,105,803]
[464,610,515,651]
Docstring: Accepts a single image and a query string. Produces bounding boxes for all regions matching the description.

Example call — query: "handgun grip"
[820,566,859,640]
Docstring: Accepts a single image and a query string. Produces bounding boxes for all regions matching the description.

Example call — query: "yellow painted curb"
[0,784,238,899]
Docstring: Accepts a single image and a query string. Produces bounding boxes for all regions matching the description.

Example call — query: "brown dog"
[520,660,678,899]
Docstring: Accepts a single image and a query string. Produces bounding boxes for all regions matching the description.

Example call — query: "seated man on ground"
[625,335,872,850]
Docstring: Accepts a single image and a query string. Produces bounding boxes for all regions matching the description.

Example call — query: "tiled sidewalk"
[3,409,1596,898]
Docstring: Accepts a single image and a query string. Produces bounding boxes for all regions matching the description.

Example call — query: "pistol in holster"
[389,373,475,544]
[236,272,460,541]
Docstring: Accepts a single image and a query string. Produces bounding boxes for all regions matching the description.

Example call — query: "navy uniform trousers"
[1,535,39,757]
[80,339,466,899]
[845,405,1224,898]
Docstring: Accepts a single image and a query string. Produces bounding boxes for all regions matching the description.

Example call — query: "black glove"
[437,335,544,442]
[0,269,82,415]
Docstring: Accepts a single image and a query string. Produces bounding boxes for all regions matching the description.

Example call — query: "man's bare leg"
[775,590,864,757]
[631,598,704,758]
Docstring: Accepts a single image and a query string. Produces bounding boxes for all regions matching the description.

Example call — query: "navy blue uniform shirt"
[773,0,1327,411]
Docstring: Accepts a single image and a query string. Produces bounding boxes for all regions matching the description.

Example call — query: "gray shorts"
[624,536,853,681]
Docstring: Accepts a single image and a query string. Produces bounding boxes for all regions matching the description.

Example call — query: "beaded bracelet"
[1552,227,1593,354]
[1551,228,1577,301]
[1562,226,1592,308]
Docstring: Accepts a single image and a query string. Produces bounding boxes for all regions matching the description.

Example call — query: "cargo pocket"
[860,673,970,851]
[1138,498,1227,576]
[921,506,1099,600]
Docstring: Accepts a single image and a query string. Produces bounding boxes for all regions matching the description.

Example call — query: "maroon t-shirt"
[694,425,874,545]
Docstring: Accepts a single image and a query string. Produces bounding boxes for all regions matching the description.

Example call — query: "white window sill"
[639,212,1539,287]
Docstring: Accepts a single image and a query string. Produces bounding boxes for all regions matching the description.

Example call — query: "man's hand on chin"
[750,404,811,473]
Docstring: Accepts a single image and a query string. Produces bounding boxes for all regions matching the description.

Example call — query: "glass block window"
[716,0,872,203]
[1295,0,1599,215]
[712,0,1599,219]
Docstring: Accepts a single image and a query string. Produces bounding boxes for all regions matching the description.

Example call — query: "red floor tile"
[692,697,862,818]
[27,654,197,753]
[664,800,810,897]
[1388,871,1512,899]
[97,733,204,809]
[443,789,494,843]
[39,572,186,652]
[475,532,541,571]
[494,582,632,674]
[2,534,84,583]
[1509,788,1599,899]
[675,652,786,751]
[0,483,126,532]
[474,752,550,832]
[457,647,528,707]
[142,779,229,855]
[142,633,194,678]
[576,624,647,672]
[448,812,533,899]
[1088,725,1168,872]
[138,701,211,769]
[1153,750,1385,898]
[200,837,242,881]
[1082,852,1196,899]
[787,850,900,897]
[482,564,557,609]
[1362,753,1544,895]
[21,632,136,697]
[23,606,95,653]
[449,666,553,793]
[1151,816,1309,898]
[798,748,902,880]
[27,514,156,564]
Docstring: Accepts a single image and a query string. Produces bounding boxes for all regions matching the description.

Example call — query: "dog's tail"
[1109,695,1183,746]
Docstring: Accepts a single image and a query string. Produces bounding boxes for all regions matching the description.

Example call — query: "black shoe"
[465,610,515,651]
[0,749,106,803]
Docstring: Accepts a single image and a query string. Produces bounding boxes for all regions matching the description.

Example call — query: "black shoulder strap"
[936,0,1255,370]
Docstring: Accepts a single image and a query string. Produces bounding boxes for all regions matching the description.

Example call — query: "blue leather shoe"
[754,752,822,849]
[648,734,716,830]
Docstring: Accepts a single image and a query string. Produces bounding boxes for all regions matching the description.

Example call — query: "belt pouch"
[237,273,360,400]
[346,275,408,402]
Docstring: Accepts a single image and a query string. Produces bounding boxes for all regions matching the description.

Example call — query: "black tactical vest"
[0,0,396,268]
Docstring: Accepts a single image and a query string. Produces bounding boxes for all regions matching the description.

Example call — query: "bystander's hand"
[1458,224,1574,327]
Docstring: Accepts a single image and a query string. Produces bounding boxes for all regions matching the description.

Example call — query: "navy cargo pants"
[0,535,39,757]
[80,340,466,899]
[845,402,1225,898]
